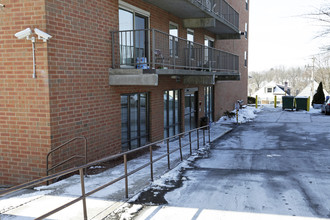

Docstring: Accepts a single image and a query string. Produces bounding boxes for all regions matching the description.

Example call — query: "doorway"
[119,7,149,67]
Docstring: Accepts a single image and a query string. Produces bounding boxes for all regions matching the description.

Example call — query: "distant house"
[297,81,329,98]
[252,82,290,104]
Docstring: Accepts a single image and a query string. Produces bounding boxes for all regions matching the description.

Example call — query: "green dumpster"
[282,96,295,110]
[295,96,309,111]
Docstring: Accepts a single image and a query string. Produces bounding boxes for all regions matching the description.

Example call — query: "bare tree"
[249,72,265,90]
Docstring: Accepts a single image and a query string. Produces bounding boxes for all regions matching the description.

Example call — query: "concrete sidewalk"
[0,123,233,220]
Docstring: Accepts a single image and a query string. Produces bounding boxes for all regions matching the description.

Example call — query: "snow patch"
[217,106,261,124]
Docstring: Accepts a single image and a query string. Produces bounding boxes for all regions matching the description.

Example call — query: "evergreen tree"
[312,82,325,105]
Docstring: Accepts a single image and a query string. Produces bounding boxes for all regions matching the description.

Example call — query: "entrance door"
[119,8,148,67]
[184,88,198,131]
[204,36,214,67]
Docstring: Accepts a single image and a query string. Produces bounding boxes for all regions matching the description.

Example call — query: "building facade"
[0,0,249,185]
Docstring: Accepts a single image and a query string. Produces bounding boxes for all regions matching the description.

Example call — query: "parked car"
[321,97,330,115]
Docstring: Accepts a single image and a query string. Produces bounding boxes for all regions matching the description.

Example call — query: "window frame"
[164,89,181,138]
[204,86,214,122]
[119,1,151,68]
[187,29,195,60]
[204,35,215,66]
[245,23,248,39]
[169,22,179,57]
[121,92,149,151]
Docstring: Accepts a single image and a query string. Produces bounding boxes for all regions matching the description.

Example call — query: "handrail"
[46,136,87,177]
[0,125,211,219]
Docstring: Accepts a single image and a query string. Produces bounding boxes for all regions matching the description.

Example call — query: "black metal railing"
[0,126,211,220]
[111,28,239,74]
[192,0,239,29]
[46,136,87,178]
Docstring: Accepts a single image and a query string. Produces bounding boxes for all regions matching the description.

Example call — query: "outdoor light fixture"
[14,28,52,78]
[0,3,5,8]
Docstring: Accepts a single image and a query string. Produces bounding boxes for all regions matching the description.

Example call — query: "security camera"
[34,28,52,42]
[14,28,32,40]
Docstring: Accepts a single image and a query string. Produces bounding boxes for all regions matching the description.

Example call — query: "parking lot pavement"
[130,107,330,220]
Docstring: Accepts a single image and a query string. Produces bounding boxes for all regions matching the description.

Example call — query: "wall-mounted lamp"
[14,28,52,78]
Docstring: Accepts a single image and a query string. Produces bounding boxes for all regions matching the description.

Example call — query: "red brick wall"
[1,0,248,185]
[214,0,249,119]
[0,0,51,186]
[45,0,120,166]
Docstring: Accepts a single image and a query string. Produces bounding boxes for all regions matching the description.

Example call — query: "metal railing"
[111,28,239,74]
[0,125,211,220]
[46,136,87,177]
[193,0,239,29]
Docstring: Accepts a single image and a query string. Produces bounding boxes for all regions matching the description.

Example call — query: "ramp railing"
[0,125,210,220]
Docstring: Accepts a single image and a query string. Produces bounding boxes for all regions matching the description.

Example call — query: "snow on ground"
[4,105,327,219]
[216,105,261,124]
[130,105,330,220]
[0,106,261,219]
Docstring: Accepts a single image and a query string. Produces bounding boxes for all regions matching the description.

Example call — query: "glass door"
[119,9,134,67]
[121,93,149,151]
[119,8,148,68]
[135,14,148,62]
[184,88,198,131]
[204,36,214,68]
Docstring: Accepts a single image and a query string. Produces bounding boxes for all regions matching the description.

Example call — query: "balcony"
[110,29,240,86]
[141,0,239,38]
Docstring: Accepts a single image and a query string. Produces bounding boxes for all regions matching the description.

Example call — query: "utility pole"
[311,56,315,95]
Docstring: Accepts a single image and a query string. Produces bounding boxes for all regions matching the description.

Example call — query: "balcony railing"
[192,0,239,29]
[111,29,239,74]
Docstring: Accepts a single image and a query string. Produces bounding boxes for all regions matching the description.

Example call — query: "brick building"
[0,0,249,186]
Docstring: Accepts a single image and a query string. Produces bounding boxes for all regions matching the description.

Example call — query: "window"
[244,51,247,67]
[121,93,149,151]
[184,88,198,132]
[164,90,181,138]
[204,36,214,66]
[246,0,249,10]
[169,22,179,57]
[267,88,272,93]
[187,29,195,59]
[204,86,214,122]
[245,23,248,39]
[119,2,149,68]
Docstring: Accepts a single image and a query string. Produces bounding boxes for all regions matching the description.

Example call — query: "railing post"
[188,41,191,70]
[203,129,205,146]
[167,139,170,170]
[208,125,211,144]
[124,154,128,198]
[149,145,153,181]
[152,29,155,69]
[179,135,183,161]
[173,37,176,69]
[189,131,192,155]
[197,129,200,150]
[133,30,136,67]
[84,136,87,176]
[79,168,88,220]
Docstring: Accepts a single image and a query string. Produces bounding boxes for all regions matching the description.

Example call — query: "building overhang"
[109,68,240,86]
[142,0,239,36]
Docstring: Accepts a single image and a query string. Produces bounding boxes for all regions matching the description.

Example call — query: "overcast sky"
[249,0,330,72]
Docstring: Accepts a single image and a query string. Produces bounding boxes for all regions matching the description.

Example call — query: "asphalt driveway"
[132,107,330,219]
